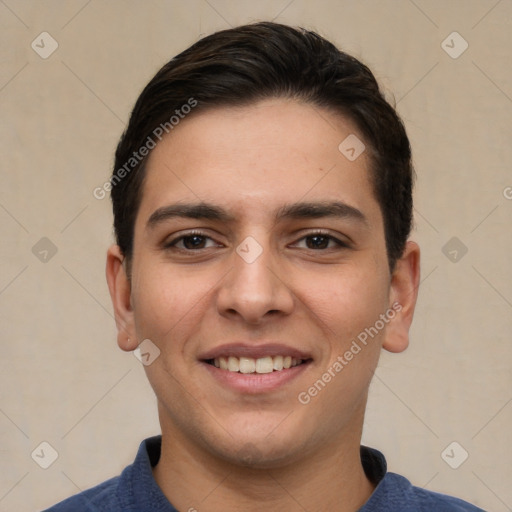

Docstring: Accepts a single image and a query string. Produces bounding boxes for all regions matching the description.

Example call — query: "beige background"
[1,1,511,511]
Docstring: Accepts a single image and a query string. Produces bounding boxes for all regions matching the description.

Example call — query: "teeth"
[227,356,240,372]
[239,357,256,374]
[256,356,273,374]
[273,355,284,371]
[212,355,304,374]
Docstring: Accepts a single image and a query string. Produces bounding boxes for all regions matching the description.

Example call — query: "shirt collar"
[129,436,388,510]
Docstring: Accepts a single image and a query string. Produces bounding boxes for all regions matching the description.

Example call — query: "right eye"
[164,231,223,251]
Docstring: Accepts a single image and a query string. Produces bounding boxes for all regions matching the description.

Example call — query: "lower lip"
[201,361,311,394]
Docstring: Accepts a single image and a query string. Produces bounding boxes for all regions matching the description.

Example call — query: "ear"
[105,245,138,352]
[382,240,421,353]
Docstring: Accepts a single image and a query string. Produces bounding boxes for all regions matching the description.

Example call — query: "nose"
[216,237,294,325]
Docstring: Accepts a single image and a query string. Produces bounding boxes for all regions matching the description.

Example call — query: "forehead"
[136,99,382,229]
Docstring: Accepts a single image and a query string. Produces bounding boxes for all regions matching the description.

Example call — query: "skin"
[106,98,420,511]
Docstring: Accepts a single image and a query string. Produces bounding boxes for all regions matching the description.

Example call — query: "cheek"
[296,267,389,424]
[297,261,389,340]
[130,263,209,345]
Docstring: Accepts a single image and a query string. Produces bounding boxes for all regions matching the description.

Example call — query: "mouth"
[204,355,311,374]
[199,344,313,393]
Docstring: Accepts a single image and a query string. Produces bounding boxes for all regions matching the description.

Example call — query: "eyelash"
[164,230,349,252]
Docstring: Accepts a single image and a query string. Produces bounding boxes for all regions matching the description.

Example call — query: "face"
[107,98,419,467]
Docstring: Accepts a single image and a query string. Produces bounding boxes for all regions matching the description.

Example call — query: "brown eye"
[165,231,221,251]
[181,235,208,249]
[294,232,348,250]
[305,235,331,249]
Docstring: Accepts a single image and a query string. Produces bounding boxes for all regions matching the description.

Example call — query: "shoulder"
[360,446,486,512]
[42,436,165,512]
[363,471,487,511]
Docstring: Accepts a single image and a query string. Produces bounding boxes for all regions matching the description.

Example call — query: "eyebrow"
[275,201,368,226]
[146,200,369,229]
[147,203,235,227]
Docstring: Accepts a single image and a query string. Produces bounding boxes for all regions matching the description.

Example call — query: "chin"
[204,419,311,470]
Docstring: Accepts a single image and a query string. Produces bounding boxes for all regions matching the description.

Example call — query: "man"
[46,22,484,511]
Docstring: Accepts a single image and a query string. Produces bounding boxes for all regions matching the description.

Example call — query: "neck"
[153,412,375,512]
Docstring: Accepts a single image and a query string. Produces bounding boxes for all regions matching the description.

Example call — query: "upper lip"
[199,343,312,361]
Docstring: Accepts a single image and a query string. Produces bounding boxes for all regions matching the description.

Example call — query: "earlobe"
[382,241,421,353]
[105,245,138,352]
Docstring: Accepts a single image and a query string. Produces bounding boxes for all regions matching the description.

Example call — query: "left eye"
[294,233,345,250]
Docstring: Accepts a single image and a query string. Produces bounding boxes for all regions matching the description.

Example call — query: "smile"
[206,356,306,374]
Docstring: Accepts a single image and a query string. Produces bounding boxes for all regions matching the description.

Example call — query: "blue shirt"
[44,436,486,511]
